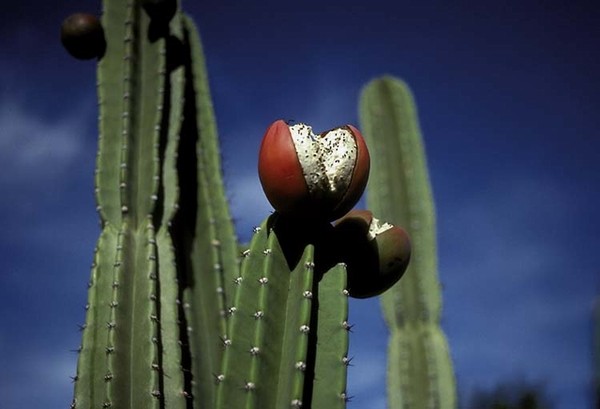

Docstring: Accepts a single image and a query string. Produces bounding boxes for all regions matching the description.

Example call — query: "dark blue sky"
[0,1,598,408]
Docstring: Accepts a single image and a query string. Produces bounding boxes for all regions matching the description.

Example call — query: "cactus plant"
[360,76,457,408]
[66,1,446,408]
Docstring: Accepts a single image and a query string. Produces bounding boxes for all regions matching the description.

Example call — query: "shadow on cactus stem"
[268,212,337,279]
[269,209,411,299]
[144,0,177,41]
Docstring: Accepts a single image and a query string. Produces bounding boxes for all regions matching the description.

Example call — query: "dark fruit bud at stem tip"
[333,210,411,298]
[60,13,106,60]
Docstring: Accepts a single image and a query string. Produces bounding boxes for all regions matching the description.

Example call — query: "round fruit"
[333,210,411,298]
[258,120,370,221]
[60,13,106,60]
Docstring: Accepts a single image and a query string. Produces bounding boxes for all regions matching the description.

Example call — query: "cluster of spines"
[359,76,456,408]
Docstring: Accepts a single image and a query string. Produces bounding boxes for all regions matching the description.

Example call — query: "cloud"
[0,349,77,409]
[0,98,90,188]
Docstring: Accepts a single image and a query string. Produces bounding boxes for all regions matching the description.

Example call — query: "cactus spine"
[360,76,457,408]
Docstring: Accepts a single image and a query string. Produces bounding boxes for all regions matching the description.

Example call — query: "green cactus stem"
[215,215,316,408]
[167,15,241,407]
[215,215,350,409]
[359,76,457,408]
[72,0,218,406]
[311,263,350,408]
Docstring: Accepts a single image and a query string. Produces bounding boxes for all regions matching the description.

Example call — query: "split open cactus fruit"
[334,210,411,298]
[258,119,370,221]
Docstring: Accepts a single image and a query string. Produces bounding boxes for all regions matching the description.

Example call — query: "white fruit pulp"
[368,216,394,241]
[289,123,357,202]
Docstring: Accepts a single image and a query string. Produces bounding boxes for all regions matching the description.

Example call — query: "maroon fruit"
[334,210,411,298]
[258,120,370,221]
[60,13,106,60]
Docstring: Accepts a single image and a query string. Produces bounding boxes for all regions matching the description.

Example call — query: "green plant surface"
[73,225,118,408]
[311,263,350,409]
[154,8,188,407]
[183,15,239,301]
[360,75,456,409]
[72,0,182,408]
[215,215,351,409]
[215,216,316,408]
[169,14,241,407]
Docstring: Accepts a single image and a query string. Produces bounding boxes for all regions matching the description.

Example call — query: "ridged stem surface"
[73,0,191,407]
[311,263,350,409]
[216,216,316,409]
[360,76,456,409]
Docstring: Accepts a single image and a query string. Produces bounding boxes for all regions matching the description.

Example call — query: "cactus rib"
[183,15,239,303]
[311,263,350,409]
[73,225,119,408]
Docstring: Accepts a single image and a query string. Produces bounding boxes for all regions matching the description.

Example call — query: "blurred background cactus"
[360,77,457,408]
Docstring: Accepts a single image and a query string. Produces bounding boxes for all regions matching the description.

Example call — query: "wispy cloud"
[0,98,91,188]
[0,349,76,408]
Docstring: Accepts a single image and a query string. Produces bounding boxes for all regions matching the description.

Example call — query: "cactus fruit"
[60,13,106,60]
[333,210,411,298]
[258,119,370,221]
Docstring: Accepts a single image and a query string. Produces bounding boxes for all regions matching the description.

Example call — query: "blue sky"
[0,1,598,408]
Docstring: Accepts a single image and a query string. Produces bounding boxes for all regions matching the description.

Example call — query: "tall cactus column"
[175,15,240,407]
[360,76,457,408]
[69,0,238,407]
[73,0,172,406]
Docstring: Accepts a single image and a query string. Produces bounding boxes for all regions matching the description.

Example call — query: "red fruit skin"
[333,210,411,298]
[258,120,310,215]
[258,120,370,221]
